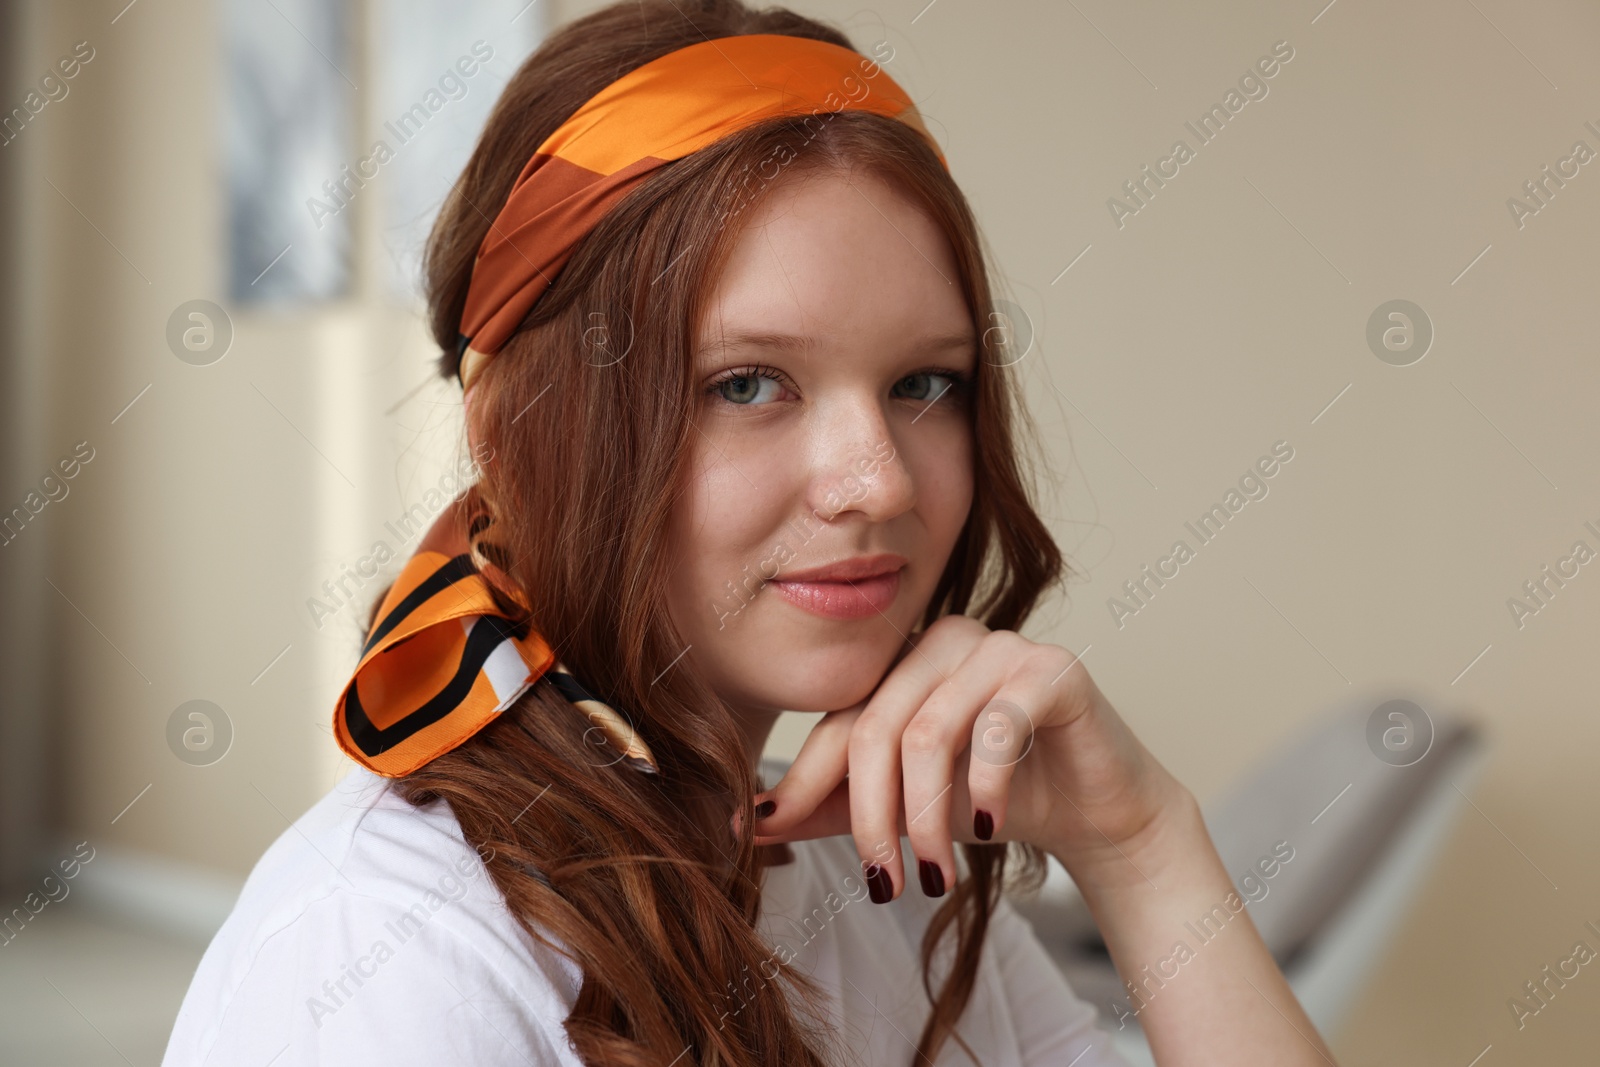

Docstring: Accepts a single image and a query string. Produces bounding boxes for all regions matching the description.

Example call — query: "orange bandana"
[453,32,942,397]
[333,33,943,779]
[333,483,658,777]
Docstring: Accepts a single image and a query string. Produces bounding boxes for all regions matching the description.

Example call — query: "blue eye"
[708,365,791,406]
[893,370,968,403]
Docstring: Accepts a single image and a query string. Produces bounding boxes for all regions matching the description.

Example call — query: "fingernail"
[918,859,945,898]
[973,809,994,841]
[864,862,893,904]
[754,799,776,819]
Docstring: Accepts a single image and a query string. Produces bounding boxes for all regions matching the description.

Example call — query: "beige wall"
[10,0,1598,1063]
[12,0,444,881]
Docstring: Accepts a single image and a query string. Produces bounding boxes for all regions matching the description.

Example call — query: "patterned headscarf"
[333,33,944,778]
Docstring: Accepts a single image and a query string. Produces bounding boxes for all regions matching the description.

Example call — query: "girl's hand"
[749,613,1192,901]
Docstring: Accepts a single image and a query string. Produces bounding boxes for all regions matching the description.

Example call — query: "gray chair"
[1006,691,1488,1064]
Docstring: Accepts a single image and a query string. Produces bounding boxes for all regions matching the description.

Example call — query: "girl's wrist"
[1041,778,1339,1064]
[1043,776,1207,899]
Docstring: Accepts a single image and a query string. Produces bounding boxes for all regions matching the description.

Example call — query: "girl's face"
[664,168,976,725]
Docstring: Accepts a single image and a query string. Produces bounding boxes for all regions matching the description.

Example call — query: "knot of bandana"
[332,32,943,779]
[332,483,658,777]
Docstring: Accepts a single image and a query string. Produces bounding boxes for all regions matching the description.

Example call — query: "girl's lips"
[771,570,900,620]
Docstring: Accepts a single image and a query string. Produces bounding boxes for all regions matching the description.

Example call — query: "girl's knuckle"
[900,715,945,758]
[849,714,889,753]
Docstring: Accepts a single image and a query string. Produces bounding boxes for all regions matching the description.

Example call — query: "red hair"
[372,2,1070,1063]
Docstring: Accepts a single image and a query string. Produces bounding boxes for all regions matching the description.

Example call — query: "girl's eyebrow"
[696,330,815,357]
[696,329,976,357]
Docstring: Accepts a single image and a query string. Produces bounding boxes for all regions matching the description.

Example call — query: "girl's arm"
[1044,786,1338,1066]
[752,613,1339,1066]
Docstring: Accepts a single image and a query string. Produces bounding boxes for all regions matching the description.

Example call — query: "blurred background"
[1,0,1596,1064]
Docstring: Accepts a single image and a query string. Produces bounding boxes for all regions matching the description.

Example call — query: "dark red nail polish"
[754,799,776,819]
[918,859,945,898]
[973,809,994,841]
[864,862,893,904]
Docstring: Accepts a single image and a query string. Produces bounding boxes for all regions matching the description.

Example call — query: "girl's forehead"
[693,301,977,368]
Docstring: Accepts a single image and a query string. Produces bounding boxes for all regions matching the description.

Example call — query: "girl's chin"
[704,622,911,710]
[745,668,894,715]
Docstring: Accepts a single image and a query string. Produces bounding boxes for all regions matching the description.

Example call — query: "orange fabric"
[336,34,941,779]
[456,33,944,381]
[332,487,557,777]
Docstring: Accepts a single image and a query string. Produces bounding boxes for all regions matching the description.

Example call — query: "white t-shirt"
[163,767,1129,1066]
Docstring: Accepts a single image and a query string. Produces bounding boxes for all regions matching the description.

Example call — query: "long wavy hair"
[369,2,1068,1064]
